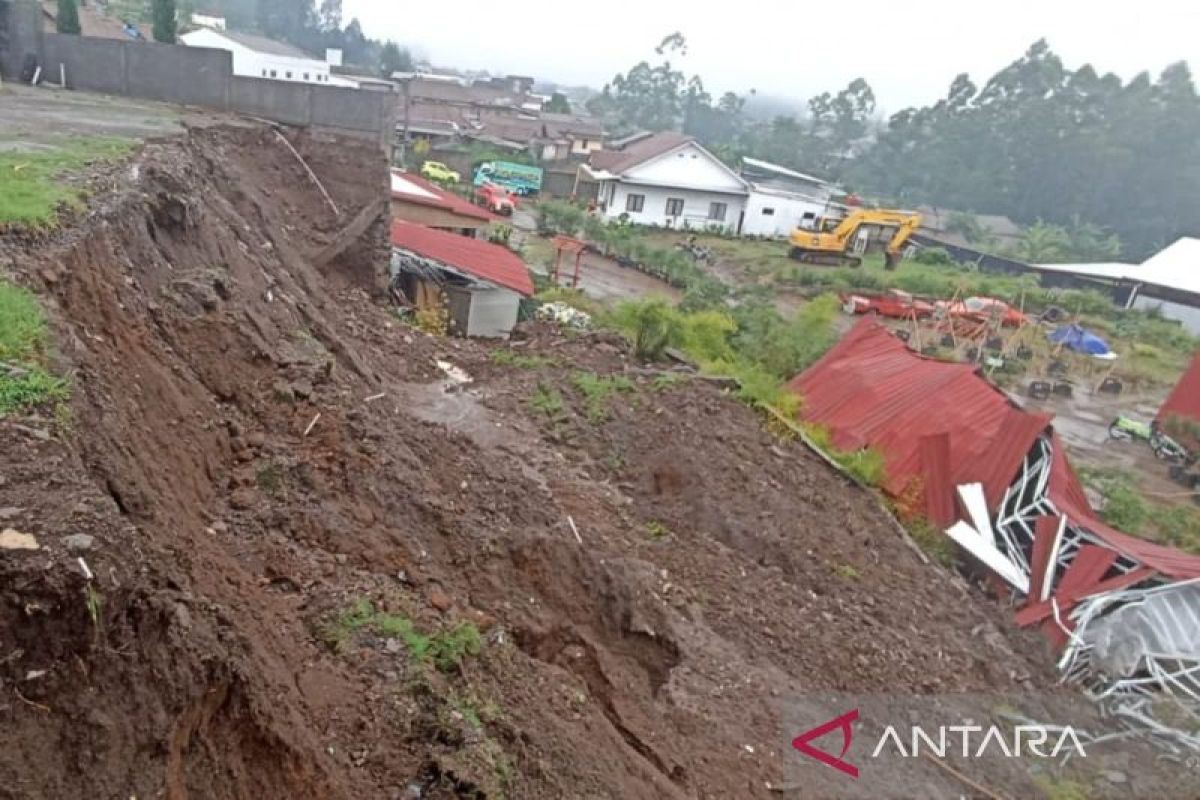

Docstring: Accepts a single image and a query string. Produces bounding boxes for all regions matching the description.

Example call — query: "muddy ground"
[0,120,1193,799]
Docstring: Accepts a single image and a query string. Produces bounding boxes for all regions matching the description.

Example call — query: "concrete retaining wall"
[2,1,393,143]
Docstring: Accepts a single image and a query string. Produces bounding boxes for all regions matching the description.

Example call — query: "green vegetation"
[490,349,556,369]
[572,372,635,422]
[0,280,67,417]
[831,563,861,580]
[320,599,482,672]
[802,422,888,487]
[1033,775,1090,800]
[645,520,672,540]
[529,383,564,418]
[56,0,81,34]
[255,462,285,495]
[151,0,177,43]
[0,137,133,226]
[900,515,959,567]
[1080,467,1200,553]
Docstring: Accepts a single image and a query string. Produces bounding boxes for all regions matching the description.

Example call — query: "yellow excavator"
[788,209,923,269]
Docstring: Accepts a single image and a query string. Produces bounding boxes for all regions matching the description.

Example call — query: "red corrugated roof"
[391,171,498,223]
[1158,353,1200,424]
[788,319,1048,503]
[790,318,1200,581]
[390,221,533,296]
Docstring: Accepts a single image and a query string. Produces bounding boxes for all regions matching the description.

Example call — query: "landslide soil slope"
[0,125,1097,800]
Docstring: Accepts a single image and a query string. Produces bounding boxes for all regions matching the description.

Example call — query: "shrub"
[610,298,683,360]
[912,247,957,266]
[572,372,635,421]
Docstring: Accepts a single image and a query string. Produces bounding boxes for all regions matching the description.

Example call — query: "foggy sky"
[341,0,1199,113]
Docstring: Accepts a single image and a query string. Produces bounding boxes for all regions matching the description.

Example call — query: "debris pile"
[791,318,1200,751]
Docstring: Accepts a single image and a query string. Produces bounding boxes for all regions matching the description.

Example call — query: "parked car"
[939,296,1026,327]
[474,182,517,215]
[841,289,935,319]
[420,160,460,184]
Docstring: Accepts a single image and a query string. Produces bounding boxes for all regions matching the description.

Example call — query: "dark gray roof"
[218,29,312,59]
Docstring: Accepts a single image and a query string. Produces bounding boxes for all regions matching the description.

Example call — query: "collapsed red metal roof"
[390,220,534,297]
[1158,353,1200,424]
[788,318,1051,506]
[789,317,1200,580]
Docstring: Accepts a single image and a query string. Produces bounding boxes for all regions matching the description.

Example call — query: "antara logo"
[792,710,1087,778]
[791,709,860,778]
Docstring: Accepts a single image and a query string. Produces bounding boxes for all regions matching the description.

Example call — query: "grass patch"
[0,279,67,417]
[645,520,672,540]
[319,599,482,672]
[255,462,285,495]
[490,349,556,369]
[572,371,635,422]
[831,563,860,580]
[529,383,564,418]
[902,515,959,567]
[0,137,133,226]
[1033,775,1089,800]
[802,422,889,487]
[1078,466,1200,552]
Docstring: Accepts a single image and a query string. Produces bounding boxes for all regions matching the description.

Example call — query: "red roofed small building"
[390,170,497,235]
[390,220,532,338]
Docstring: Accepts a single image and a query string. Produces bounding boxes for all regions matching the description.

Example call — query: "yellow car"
[420,160,460,184]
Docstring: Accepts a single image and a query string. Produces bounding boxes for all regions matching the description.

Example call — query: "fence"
[1,1,395,143]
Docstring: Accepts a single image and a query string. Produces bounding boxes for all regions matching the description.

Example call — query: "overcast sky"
[342,0,1199,113]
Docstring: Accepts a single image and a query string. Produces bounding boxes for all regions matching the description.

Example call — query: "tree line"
[588,35,1200,260]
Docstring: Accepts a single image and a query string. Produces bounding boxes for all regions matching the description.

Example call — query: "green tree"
[152,0,177,43]
[378,41,412,77]
[542,92,571,113]
[56,0,82,34]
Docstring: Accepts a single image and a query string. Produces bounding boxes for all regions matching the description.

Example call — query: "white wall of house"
[1131,292,1200,335]
[570,136,603,156]
[180,28,351,86]
[598,180,746,232]
[743,189,832,238]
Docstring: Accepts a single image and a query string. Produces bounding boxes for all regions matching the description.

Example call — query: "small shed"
[390,171,497,235]
[390,221,533,338]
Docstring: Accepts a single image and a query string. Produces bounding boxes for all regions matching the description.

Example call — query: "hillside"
[0,122,1185,799]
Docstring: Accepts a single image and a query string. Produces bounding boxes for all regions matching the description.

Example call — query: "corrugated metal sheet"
[791,318,1200,582]
[1158,353,1200,424]
[789,319,1048,506]
[918,434,955,525]
[390,220,534,297]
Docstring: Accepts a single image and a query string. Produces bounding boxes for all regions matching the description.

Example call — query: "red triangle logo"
[791,708,860,778]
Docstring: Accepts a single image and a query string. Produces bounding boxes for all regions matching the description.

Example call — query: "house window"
[286,71,293,79]
[269,69,277,78]
[625,193,645,212]
[261,69,267,77]
[303,72,310,81]
[665,197,684,216]
[579,139,589,149]
[762,207,776,216]
[708,202,727,221]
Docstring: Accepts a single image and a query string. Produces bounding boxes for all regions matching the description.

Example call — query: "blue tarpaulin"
[1049,324,1113,356]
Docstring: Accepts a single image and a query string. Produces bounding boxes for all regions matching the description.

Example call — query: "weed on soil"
[0,279,67,415]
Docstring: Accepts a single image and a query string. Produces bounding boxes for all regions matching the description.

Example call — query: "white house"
[580,133,748,233]
[179,27,356,87]
[740,157,839,238]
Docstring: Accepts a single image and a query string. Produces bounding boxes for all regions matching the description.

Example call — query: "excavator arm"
[883,213,923,269]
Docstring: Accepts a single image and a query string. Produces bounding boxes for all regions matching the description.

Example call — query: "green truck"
[473,161,543,195]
